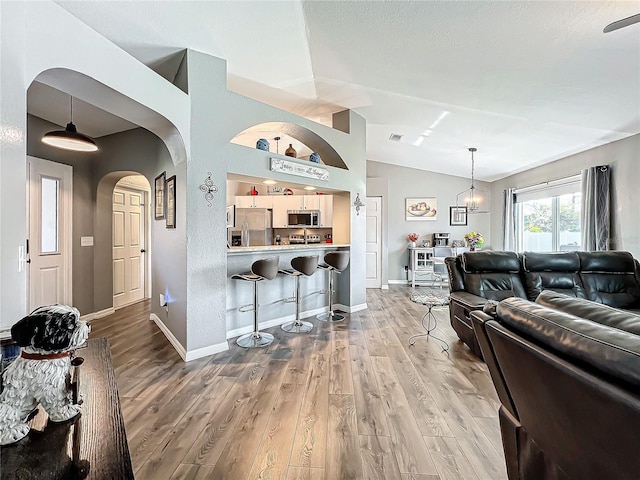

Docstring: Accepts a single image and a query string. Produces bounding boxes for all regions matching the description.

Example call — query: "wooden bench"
[0,337,134,479]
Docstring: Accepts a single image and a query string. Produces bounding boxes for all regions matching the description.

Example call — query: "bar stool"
[317,251,350,322]
[279,255,319,333]
[232,256,279,348]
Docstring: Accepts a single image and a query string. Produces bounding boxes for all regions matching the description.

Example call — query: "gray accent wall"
[367,161,491,283]
[489,134,640,258]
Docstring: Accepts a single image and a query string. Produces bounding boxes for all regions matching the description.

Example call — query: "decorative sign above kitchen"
[270,157,329,181]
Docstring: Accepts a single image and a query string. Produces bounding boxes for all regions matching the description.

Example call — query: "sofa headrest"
[462,251,520,273]
[579,251,636,273]
[522,251,580,272]
[535,290,640,335]
[496,297,640,388]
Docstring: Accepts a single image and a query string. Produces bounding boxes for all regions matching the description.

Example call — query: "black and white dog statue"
[0,305,90,445]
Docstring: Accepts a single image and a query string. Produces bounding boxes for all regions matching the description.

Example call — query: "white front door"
[366,196,382,289]
[112,186,145,308]
[28,157,73,312]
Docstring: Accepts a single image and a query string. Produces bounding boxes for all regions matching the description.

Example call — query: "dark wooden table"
[1,337,134,479]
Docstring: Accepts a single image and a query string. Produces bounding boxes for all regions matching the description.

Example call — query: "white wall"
[367,160,491,282]
[490,134,640,258]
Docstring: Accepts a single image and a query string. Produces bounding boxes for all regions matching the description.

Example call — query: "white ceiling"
[41,0,640,181]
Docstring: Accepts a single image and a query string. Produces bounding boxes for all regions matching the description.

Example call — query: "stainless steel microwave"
[287,210,320,227]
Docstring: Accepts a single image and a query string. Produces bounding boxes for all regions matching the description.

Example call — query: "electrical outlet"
[159,293,166,307]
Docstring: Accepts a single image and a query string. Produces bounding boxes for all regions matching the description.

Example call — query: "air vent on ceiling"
[389,133,403,142]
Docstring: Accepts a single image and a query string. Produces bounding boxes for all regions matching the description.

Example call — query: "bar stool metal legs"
[236,280,275,348]
[281,274,314,333]
[232,256,279,348]
[280,255,318,333]
[317,251,350,323]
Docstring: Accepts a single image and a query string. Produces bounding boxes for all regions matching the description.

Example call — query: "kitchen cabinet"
[271,195,333,228]
[235,196,273,209]
[318,195,333,227]
[409,247,434,288]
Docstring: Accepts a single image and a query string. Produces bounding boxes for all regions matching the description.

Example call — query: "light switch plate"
[80,236,94,246]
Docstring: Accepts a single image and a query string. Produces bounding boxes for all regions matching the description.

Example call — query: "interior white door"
[28,157,73,312]
[112,187,145,308]
[366,196,382,288]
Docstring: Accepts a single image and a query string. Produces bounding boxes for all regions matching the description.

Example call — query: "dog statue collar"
[20,351,73,360]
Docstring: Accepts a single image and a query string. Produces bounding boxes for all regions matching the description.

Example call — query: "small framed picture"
[406,197,438,221]
[154,172,166,220]
[166,175,176,229]
[450,206,468,226]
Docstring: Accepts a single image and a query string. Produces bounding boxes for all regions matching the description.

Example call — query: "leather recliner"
[471,290,640,480]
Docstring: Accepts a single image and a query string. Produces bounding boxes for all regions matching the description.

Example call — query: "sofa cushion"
[521,252,586,301]
[578,252,640,308]
[461,251,527,300]
[535,290,640,335]
[497,297,640,388]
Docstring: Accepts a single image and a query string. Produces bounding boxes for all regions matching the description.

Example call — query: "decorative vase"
[285,144,297,158]
[409,241,416,248]
[309,152,321,163]
[256,138,270,151]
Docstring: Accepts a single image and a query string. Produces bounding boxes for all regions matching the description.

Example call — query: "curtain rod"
[513,173,581,194]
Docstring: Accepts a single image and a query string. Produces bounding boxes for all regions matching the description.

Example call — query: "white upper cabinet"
[235,196,273,209]
[318,195,333,227]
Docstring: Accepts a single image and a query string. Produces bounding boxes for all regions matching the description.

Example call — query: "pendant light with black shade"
[41,96,98,152]
[456,147,490,214]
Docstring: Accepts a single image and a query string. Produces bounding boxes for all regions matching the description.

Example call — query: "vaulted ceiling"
[40,0,640,181]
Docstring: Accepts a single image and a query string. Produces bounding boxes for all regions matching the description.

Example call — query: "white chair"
[432,247,455,280]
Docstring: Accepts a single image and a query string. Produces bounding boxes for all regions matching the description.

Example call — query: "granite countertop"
[227,243,350,255]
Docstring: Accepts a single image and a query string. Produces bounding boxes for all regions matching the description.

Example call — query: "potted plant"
[407,233,419,248]
[464,231,484,251]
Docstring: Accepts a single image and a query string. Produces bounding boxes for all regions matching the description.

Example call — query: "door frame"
[112,179,151,307]
[365,195,383,289]
[27,156,73,311]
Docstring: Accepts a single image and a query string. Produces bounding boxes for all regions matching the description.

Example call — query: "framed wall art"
[154,172,166,220]
[165,175,176,229]
[450,206,468,226]
[405,197,437,221]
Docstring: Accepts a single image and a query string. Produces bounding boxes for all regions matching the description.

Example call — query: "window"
[41,176,59,254]
[515,177,581,252]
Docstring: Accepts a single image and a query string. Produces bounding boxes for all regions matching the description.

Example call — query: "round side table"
[409,289,450,352]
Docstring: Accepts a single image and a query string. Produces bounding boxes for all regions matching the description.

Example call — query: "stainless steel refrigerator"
[232,208,273,246]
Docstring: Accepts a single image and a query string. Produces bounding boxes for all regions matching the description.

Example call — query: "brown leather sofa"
[445,251,640,357]
[471,290,640,480]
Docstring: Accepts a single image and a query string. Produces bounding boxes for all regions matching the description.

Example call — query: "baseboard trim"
[388,280,410,285]
[81,307,116,322]
[184,341,229,362]
[334,302,368,313]
[381,284,389,290]
[226,306,327,340]
[150,313,187,361]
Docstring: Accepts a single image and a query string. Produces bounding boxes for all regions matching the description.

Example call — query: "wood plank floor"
[89,286,507,480]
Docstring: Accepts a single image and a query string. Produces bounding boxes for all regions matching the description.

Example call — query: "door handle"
[140,249,146,253]
[26,259,31,264]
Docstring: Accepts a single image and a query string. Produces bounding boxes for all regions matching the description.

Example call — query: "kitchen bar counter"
[226,244,350,338]
[227,243,349,255]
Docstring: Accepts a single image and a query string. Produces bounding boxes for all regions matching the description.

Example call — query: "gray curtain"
[502,188,516,251]
[581,165,610,251]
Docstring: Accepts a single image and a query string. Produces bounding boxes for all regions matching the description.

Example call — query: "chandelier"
[456,147,490,213]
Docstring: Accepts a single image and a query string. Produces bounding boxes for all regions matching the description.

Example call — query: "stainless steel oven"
[287,210,320,227]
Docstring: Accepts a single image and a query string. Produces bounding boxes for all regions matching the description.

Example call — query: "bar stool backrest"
[324,251,350,271]
[291,255,319,277]
[251,257,280,280]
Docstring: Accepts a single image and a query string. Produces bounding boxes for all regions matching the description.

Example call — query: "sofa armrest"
[450,291,487,309]
[471,311,517,417]
[448,291,488,358]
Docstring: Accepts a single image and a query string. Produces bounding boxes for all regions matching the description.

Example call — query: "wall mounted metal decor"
[199,172,219,207]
